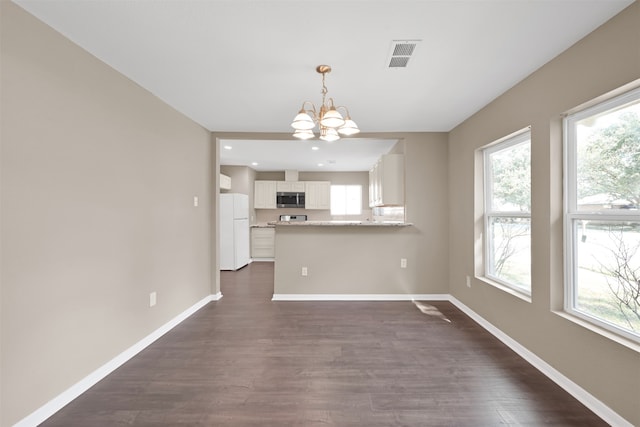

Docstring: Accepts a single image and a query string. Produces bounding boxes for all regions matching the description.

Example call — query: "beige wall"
[274,133,450,295]
[1,3,214,425]
[448,3,640,425]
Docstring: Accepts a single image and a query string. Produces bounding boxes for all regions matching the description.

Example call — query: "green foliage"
[578,111,640,206]
[490,142,531,212]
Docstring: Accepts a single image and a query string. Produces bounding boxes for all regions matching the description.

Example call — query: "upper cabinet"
[276,181,305,192]
[254,180,277,209]
[220,173,231,191]
[369,154,404,207]
[305,181,331,210]
[254,179,331,210]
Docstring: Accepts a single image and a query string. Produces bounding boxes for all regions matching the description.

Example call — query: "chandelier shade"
[293,129,315,140]
[290,65,359,141]
[319,107,345,128]
[320,127,340,142]
[338,118,360,136]
[291,111,315,130]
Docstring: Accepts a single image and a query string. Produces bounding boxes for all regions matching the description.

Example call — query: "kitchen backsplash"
[255,208,373,224]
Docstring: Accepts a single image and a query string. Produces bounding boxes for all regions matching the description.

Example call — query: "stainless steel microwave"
[276,192,305,208]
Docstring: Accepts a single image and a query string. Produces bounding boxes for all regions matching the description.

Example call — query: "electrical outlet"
[301,267,308,276]
[193,196,199,207]
[466,276,471,288]
[400,258,407,268]
[149,292,157,307]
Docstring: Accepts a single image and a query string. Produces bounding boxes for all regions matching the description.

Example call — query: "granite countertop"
[267,220,412,227]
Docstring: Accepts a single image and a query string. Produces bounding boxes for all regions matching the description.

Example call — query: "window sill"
[477,276,532,303]
[552,310,640,353]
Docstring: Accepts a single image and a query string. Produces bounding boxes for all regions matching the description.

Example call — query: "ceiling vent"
[387,40,421,68]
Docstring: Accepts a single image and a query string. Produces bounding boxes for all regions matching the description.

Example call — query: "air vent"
[387,40,421,68]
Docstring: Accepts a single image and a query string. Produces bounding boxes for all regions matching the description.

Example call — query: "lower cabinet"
[251,227,275,258]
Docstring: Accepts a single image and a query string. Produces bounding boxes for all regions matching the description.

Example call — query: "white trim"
[14,294,218,427]
[482,130,532,294]
[563,86,640,344]
[272,293,449,301]
[449,296,633,427]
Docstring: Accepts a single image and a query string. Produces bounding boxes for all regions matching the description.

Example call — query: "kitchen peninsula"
[232,153,423,298]
[269,220,411,227]
[271,220,423,300]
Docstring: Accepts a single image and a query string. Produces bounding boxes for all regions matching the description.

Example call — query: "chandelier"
[290,65,360,142]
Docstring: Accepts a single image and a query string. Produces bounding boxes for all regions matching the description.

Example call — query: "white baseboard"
[448,296,632,427]
[272,293,449,301]
[14,294,218,427]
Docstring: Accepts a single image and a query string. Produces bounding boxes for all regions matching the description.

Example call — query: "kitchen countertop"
[250,223,276,228]
[268,220,412,227]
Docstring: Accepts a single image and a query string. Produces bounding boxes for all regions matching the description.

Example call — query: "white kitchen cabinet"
[305,181,331,210]
[369,154,404,207]
[254,180,277,209]
[220,173,231,190]
[276,181,305,192]
[251,227,275,258]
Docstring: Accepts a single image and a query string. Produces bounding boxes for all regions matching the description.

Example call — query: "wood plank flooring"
[42,262,607,426]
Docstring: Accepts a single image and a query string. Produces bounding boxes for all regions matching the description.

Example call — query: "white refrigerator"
[220,193,250,271]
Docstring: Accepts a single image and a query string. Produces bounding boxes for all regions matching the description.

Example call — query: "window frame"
[482,129,532,295]
[563,87,640,343]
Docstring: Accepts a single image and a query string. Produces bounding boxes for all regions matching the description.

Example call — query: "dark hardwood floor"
[42,262,607,426]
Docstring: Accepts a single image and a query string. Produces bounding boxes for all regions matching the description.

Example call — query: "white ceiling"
[219,138,398,172]
[14,0,634,171]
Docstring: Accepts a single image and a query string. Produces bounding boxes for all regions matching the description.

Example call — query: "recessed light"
[317,163,324,167]
[223,145,232,150]
[311,146,319,151]
[251,162,258,166]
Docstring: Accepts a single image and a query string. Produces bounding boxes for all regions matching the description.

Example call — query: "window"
[483,130,531,294]
[331,185,362,216]
[564,87,640,342]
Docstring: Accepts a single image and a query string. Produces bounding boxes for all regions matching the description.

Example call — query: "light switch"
[149,292,157,307]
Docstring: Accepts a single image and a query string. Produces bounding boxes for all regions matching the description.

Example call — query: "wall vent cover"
[387,40,421,68]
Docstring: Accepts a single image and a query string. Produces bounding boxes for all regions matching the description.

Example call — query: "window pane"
[331,185,362,216]
[345,186,362,215]
[575,101,640,212]
[489,141,531,212]
[330,186,346,215]
[487,216,531,291]
[573,220,640,334]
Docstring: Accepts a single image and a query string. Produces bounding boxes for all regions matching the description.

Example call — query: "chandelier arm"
[300,101,319,120]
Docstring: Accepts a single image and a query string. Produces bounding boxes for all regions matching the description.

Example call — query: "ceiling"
[219,138,398,172]
[14,0,634,171]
